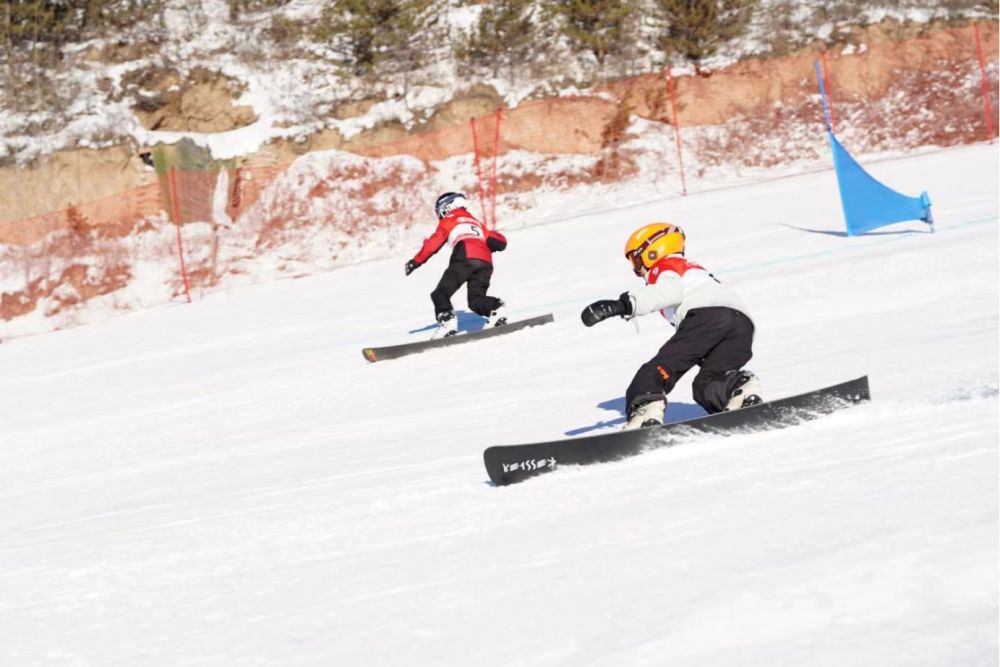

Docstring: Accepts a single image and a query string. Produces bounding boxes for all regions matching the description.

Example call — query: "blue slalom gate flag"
[815,62,933,236]
[827,130,933,236]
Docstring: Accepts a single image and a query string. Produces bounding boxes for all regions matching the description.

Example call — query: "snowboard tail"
[362,314,555,362]
[484,375,871,486]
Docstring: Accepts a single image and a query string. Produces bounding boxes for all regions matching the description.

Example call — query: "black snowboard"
[484,375,871,486]
[362,314,555,362]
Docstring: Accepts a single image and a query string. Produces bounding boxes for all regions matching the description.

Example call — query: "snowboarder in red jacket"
[405,192,508,338]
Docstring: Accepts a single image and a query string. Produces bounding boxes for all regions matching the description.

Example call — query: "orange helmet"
[624,223,685,275]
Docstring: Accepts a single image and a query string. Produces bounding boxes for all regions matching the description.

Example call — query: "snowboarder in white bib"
[581,223,762,430]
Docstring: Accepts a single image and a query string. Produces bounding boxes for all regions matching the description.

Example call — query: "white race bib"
[448,221,484,247]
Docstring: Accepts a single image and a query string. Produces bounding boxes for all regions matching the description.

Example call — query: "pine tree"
[315,0,436,78]
[2,1,165,112]
[2,0,72,48]
[1,1,74,110]
[457,0,536,80]
[549,0,633,67]
[87,0,164,33]
[2,1,164,45]
[653,0,756,72]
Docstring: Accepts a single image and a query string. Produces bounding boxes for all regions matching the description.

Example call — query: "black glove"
[404,259,419,276]
[581,292,634,327]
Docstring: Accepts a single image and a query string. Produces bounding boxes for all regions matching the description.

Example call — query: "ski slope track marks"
[0,143,997,665]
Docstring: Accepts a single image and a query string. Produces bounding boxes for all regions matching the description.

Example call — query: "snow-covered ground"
[1,142,997,665]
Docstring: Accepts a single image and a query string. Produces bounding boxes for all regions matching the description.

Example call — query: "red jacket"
[412,208,507,266]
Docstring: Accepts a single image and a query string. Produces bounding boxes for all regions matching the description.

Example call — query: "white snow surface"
[1,143,997,665]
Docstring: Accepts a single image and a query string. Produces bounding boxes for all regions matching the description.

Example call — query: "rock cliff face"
[0,20,996,331]
[1,21,995,226]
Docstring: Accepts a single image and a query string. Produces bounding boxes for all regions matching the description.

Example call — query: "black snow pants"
[431,257,502,317]
[625,307,755,416]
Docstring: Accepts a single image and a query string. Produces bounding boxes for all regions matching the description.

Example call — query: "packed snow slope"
[1,143,997,665]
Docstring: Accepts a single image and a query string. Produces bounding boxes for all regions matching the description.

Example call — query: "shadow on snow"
[565,397,708,436]
[408,310,486,335]
[780,223,931,238]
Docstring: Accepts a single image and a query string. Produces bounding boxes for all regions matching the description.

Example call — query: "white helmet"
[435,192,469,220]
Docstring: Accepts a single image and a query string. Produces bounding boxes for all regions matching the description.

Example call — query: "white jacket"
[627,255,750,326]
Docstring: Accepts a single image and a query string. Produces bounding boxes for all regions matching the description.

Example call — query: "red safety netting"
[1,22,996,334]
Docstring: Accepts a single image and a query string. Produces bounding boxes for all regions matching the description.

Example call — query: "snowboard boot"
[624,399,666,430]
[432,310,458,339]
[486,301,508,328]
[725,370,762,411]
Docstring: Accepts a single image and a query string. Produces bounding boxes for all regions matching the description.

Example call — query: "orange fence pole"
[469,118,489,223]
[973,24,996,143]
[490,107,502,229]
[666,66,688,196]
[168,168,192,303]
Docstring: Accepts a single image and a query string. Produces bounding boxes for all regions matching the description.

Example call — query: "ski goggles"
[626,248,646,276]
